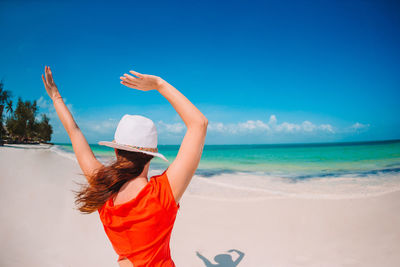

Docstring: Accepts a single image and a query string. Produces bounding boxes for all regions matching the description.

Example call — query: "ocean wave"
[193,166,400,179]
[186,171,400,200]
[50,145,78,163]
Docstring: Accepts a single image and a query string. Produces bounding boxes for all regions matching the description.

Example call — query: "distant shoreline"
[1,143,54,149]
[1,141,54,146]
[54,138,400,147]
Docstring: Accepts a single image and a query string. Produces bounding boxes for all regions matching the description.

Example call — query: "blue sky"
[1,0,399,145]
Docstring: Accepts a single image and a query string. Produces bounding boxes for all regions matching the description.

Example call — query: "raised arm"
[196,251,215,266]
[157,80,207,203]
[120,70,208,204]
[228,249,245,265]
[41,66,103,182]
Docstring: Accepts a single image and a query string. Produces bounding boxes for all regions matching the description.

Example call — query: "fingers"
[47,66,55,84]
[44,65,52,76]
[120,73,140,88]
[129,70,143,78]
[120,76,137,85]
[120,78,138,87]
[45,66,51,82]
[121,80,141,90]
[41,74,47,86]
[43,66,52,84]
[122,73,139,83]
[43,66,47,81]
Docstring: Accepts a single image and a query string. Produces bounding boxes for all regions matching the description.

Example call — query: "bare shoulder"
[118,258,133,267]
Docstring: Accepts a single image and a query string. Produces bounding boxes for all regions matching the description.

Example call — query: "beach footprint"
[196,249,245,267]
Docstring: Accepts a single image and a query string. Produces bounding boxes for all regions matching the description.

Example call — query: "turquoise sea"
[51,139,400,198]
[54,139,400,178]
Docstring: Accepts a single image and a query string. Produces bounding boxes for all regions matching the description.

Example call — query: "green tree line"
[0,80,53,145]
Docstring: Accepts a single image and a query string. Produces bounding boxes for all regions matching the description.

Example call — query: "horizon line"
[54,138,400,147]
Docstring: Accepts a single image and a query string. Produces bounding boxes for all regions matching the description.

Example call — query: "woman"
[41,66,208,267]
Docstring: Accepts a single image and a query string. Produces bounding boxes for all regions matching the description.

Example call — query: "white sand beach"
[1,145,400,267]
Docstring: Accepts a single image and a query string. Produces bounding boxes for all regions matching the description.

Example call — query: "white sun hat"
[98,114,168,162]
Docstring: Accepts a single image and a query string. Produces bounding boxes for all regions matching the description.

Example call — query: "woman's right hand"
[120,70,165,91]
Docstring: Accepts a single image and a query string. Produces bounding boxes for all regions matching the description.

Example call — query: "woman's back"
[98,169,180,267]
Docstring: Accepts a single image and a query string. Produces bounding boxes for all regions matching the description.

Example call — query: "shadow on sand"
[196,249,245,267]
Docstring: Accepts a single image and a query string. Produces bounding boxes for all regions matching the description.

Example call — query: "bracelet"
[52,96,63,102]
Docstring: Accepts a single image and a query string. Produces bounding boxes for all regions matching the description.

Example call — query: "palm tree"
[0,82,11,103]
[5,99,13,115]
[1,80,53,144]
[38,113,53,142]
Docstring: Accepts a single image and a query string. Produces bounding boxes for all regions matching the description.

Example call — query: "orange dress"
[97,168,180,266]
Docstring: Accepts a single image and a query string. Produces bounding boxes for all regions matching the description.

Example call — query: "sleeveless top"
[97,168,180,267]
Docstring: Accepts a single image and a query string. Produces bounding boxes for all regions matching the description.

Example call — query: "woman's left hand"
[42,65,62,101]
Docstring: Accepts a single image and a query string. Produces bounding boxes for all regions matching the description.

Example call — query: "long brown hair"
[74,149,154,214]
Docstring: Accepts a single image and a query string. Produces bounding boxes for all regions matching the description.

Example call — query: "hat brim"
[98,141,169,162]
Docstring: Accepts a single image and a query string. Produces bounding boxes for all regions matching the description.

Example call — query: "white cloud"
[275,122,301,132]
[83,118,118,134]
[268,114,277,125]
[351,122,370,130]
[207,122,225,133]
[268,116,335,134]
[157,120,186,134]
[155,114,336,135]
[36,96,58,122]
[40,102,369,144]
[236,120,270,133]
[37,96,51,110]
[301,121,316,132]
[319,124,334,133]
[229,115,334,134]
